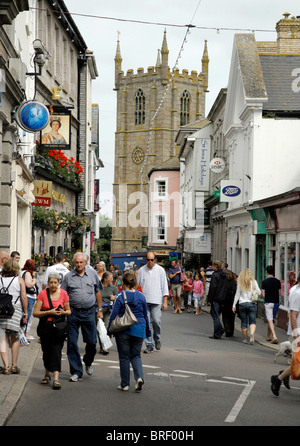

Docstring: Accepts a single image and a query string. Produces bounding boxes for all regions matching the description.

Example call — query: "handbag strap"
[122,290,128,304]
[46,288,54,310]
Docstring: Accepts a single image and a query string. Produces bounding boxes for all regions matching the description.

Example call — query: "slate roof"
[259,55,300,111]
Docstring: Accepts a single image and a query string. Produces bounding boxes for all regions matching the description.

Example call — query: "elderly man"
[137,252,168,354]
[61,252,103,382]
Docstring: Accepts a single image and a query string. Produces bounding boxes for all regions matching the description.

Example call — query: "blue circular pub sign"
[16,100,50,132]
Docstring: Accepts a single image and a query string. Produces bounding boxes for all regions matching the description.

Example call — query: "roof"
[148,156,180,177]
[259,55,300,111]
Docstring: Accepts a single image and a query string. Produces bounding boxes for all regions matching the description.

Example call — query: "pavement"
[0,306,290,426]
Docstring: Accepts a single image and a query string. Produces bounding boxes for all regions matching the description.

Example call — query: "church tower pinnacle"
[160,29,169,81]
[114,34,122,90]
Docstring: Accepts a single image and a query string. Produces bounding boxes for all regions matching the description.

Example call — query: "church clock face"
[132,147,145,164]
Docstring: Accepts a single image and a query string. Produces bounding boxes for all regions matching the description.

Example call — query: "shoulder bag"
[109,291,138,333]
[251,281,258,302]
[37,289,67,339]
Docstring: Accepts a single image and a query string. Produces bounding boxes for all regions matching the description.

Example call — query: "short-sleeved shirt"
[61,267,102,309]
[261,276,281,303]
[168,266,181,285]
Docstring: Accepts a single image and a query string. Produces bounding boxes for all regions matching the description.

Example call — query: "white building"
[222,13,300,328]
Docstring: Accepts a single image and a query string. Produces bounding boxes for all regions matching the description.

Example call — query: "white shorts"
[264,302,280,322]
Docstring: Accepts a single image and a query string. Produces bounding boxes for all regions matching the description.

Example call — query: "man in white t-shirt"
[271,274,300,396]
[42,252,69,288]
[137,251,168,354]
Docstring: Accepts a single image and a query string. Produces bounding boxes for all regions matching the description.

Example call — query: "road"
[6,307,300,428]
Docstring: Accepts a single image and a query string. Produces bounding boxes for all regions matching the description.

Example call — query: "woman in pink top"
[192,271,204,315]
[33,272,71,389]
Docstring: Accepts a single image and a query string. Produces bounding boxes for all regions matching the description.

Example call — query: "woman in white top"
[232,268,261,345]
[0,259,27,374]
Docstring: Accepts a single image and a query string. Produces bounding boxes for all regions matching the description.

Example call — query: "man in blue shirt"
[61,252,103,382]
[168,259,183,314]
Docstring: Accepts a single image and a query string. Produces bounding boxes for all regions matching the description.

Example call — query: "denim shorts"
[239,302,257,328]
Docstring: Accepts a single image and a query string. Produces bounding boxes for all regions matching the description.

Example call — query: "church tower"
[111,31,209,253]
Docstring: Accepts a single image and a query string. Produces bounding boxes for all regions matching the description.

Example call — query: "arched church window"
[180,90,190,126]
[135,89,145,125]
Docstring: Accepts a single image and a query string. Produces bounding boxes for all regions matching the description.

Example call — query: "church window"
[180,90,190,126]
[135,89,145,125]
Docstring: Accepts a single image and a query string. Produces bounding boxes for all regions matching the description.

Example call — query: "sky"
[66,0,299,217]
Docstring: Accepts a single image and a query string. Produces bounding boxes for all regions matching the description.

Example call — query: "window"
[156,215,166,241]
[180,90,190,126]
[135,89,145,125]
[157,180,166,197]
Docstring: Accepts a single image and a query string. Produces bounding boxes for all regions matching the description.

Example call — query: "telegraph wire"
[30,6,275,34]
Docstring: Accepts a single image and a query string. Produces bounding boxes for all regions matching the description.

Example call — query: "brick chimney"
[276,13,300,53]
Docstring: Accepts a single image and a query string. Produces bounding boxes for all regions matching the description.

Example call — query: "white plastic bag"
[97,318,113,350]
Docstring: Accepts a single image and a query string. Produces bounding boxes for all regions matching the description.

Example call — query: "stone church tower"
[111,31,209,253]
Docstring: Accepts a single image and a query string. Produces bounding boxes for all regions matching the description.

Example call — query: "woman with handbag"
[232,268,261,344]
[0,259,28,375]
[33,272,71,389]
[107,270,151,392]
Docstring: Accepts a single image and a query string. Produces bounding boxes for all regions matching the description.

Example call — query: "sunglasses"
[146,258,155,262]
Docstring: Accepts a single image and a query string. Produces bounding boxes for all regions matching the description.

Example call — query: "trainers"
[69,374,82,382]
[271,375,282,396]
[155,340,161,350]
[118,385,129,391]
[249,334,255,345]
[85,365,93,376]
[279,370,290,390]
[135,378,144,392]
[144,346,153,354]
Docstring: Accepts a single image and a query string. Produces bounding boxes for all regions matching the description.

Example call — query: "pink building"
[147,158,180,263]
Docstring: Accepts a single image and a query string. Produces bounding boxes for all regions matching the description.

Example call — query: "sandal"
[2,366,10,375]
[41,374,51,385]
[10,365,20,374]
[52,380,61,390]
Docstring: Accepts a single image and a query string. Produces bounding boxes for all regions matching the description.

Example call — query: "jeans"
[239,302,257,329]
[67,307,97,378]
[210,301,224,338]
[145,303,161,348]
[115,333,144,387]
[26,296,36,332]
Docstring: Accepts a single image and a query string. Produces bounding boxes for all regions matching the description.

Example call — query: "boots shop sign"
[220,180,242,202]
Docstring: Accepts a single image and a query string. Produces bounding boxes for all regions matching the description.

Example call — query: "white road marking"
[173,370,207,376]
[225,380,256,423]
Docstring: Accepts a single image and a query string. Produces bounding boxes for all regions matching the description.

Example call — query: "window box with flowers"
[35,146,83,191]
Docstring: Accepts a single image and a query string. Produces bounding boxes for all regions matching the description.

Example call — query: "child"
[183,272,193,312]
[192,271,204,315]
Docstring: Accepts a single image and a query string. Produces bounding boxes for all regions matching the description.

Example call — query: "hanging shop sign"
[39,105,71,150]
[32,180,52,207]
[220,180,242,202]
[210,157,225,173]
[15,100,50,133]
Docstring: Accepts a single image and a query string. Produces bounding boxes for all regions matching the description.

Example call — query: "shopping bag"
[97,318,113,350]
[290,348,300,380]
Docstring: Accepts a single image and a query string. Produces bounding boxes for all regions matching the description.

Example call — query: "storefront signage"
[196,138,210,191]
[32,180,52,206]
[15,100,50,133]
[220,180,242,202]
[210,157,225,173]
[39,105,71,150]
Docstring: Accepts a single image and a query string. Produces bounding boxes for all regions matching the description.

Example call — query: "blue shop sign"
[16,100,50,133]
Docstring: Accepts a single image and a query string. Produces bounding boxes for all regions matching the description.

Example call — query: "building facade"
[111,32,209,254]
[222,13,300,328]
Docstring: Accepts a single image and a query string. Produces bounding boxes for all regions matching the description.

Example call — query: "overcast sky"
[67,0,299,217]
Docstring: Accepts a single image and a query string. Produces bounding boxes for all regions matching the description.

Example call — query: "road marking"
[225,380,256,423]
[173,370,207,376]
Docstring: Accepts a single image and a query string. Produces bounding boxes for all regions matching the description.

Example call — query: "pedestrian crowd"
[0,248,299,400]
